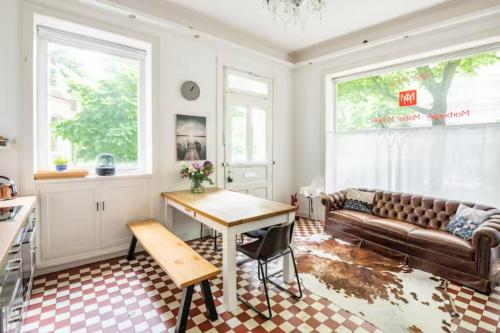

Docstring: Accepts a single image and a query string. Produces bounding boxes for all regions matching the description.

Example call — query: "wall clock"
[181,81,200,101]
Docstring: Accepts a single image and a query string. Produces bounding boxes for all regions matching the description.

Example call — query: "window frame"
[330,43,500,134]
[36,25,152,175]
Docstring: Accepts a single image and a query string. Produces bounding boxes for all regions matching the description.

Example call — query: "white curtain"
[326,124,500,208]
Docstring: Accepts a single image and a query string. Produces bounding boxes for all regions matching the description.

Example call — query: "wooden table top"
[161,188,296,227]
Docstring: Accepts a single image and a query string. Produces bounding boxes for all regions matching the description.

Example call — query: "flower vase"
[191,180,204,194]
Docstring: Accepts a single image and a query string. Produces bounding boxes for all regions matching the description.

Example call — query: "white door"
[100,180,151,248]
[40,183,100,260]
[224,68,273,199]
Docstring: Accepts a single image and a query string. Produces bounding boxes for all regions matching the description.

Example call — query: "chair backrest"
[257,221,295,260]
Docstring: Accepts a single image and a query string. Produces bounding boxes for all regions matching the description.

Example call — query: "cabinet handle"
[96,202,99,211]
[9,243,22,255]
[102,201,105,211]
[6,259,22,272]
[8,305,23,323]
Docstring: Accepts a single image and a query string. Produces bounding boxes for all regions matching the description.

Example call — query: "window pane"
[336,50,500,132]
[47,41,140,170]
[230,106,247,161]
[228,73,269,96]
[252,108,266,161]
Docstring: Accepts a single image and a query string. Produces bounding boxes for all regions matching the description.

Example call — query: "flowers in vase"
[180,161,215,189]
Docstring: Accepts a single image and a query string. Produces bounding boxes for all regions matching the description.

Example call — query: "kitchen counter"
[0,196,36,264]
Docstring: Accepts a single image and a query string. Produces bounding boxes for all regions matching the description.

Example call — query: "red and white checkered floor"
[22,220,499,332]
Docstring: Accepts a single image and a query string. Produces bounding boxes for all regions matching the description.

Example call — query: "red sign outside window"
[399,90,417,107]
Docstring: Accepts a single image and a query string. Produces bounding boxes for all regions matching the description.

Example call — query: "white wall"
[0,0,20,183]
[292,12,500,194]
[1,0,293,240]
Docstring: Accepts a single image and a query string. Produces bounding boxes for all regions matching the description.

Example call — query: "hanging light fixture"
[263,0,328,30]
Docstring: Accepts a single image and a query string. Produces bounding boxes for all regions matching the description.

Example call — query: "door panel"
[224,71,273,199]
[40,183,100,260]
[100,181,151,248]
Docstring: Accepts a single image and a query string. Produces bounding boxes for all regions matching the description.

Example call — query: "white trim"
[37,25,146,59]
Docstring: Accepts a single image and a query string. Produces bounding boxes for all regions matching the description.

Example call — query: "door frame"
[216,64,276,199]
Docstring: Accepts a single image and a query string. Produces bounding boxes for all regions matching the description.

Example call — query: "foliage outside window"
[38,26,149,173]
[336,49,500,132]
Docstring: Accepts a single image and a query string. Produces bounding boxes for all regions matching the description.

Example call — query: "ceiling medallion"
[263,0,328,30]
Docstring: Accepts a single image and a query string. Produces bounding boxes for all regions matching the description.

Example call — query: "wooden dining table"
[161,188,297,312]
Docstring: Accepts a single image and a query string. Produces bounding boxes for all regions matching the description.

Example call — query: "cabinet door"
[40,183,100,260]
[100,180,151,248]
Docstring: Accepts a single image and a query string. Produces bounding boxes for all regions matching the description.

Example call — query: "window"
[335,48,500,132]
[326,46,500,208]
[36,24,151,174]
[225,69,272,163]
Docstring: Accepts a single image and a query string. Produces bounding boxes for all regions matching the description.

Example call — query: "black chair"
[236,221,302,319]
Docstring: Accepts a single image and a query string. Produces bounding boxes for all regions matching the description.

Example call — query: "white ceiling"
[162,0,450,54]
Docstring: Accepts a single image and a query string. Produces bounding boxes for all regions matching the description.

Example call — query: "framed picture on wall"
[176,115,207,161]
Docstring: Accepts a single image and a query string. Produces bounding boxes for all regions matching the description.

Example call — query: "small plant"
[54,156,69,171]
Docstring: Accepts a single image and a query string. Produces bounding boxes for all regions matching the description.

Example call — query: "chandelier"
[263,0,328,30]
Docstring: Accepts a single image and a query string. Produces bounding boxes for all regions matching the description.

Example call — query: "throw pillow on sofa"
[343,188,375,214]
[446,204,490,240]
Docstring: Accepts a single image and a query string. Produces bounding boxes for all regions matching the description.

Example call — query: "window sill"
[34,172,153,185]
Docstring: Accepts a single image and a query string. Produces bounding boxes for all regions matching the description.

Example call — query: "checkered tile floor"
[23,219,499,332]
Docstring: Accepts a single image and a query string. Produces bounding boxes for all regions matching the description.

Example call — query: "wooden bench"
[127,220,220,333]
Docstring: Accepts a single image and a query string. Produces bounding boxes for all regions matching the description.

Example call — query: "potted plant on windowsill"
[180,161,214,193]
[54,156,69,172]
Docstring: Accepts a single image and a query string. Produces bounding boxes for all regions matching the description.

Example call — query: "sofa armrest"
[321,191,346,212]
[473,218,500,249]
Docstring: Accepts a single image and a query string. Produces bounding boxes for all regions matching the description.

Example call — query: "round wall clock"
[181,81,200,101]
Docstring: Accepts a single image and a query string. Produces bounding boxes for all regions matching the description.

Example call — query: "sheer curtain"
[326,124,500,207]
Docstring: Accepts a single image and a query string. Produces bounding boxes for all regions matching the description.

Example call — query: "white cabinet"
[38,178,152,269]
[100,181,151,248]
[40,183,100,260]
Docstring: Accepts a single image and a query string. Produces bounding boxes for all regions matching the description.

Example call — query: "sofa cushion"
[408,228,474,261]
[446,204,491,240]
[363,218,419,241]
[344,188,375,214]
[330,210,374,227]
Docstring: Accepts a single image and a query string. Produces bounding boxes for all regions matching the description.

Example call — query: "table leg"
[222,229,237,312]
[283,213,295,283]
[164,200,174,230]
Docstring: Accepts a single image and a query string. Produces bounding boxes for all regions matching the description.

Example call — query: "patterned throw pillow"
[343,189,375,214]
[446,204,490,240]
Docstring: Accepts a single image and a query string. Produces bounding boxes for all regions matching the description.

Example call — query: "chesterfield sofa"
[321,189,500,293]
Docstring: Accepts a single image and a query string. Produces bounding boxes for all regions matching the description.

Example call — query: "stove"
[0,205,23,222]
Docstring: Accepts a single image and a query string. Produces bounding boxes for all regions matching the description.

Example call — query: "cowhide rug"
[296,234,459,333]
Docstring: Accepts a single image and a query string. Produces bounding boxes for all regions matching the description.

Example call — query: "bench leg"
[127,236,137,261]
[200,280,218,321]
[175,285,194,333]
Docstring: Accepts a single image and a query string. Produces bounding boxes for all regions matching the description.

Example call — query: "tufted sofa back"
[357,189,497,231]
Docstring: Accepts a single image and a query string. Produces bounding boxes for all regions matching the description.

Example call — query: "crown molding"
[32,0,500,67]
[291,0,500,64]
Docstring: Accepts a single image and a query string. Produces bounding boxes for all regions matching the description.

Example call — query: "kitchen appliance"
[0,206,22,223]
[0,206,37,333]
[0,177,17,201]
[95,154,116,176]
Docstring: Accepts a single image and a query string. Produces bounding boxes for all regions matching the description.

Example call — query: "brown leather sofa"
[321,189,500,294]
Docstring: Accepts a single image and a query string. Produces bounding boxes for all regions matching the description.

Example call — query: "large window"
[336,48,500,132]
[37,25,151,174]
[327,46,500,207]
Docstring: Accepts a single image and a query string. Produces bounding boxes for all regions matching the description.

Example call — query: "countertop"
[0,196,36,264]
